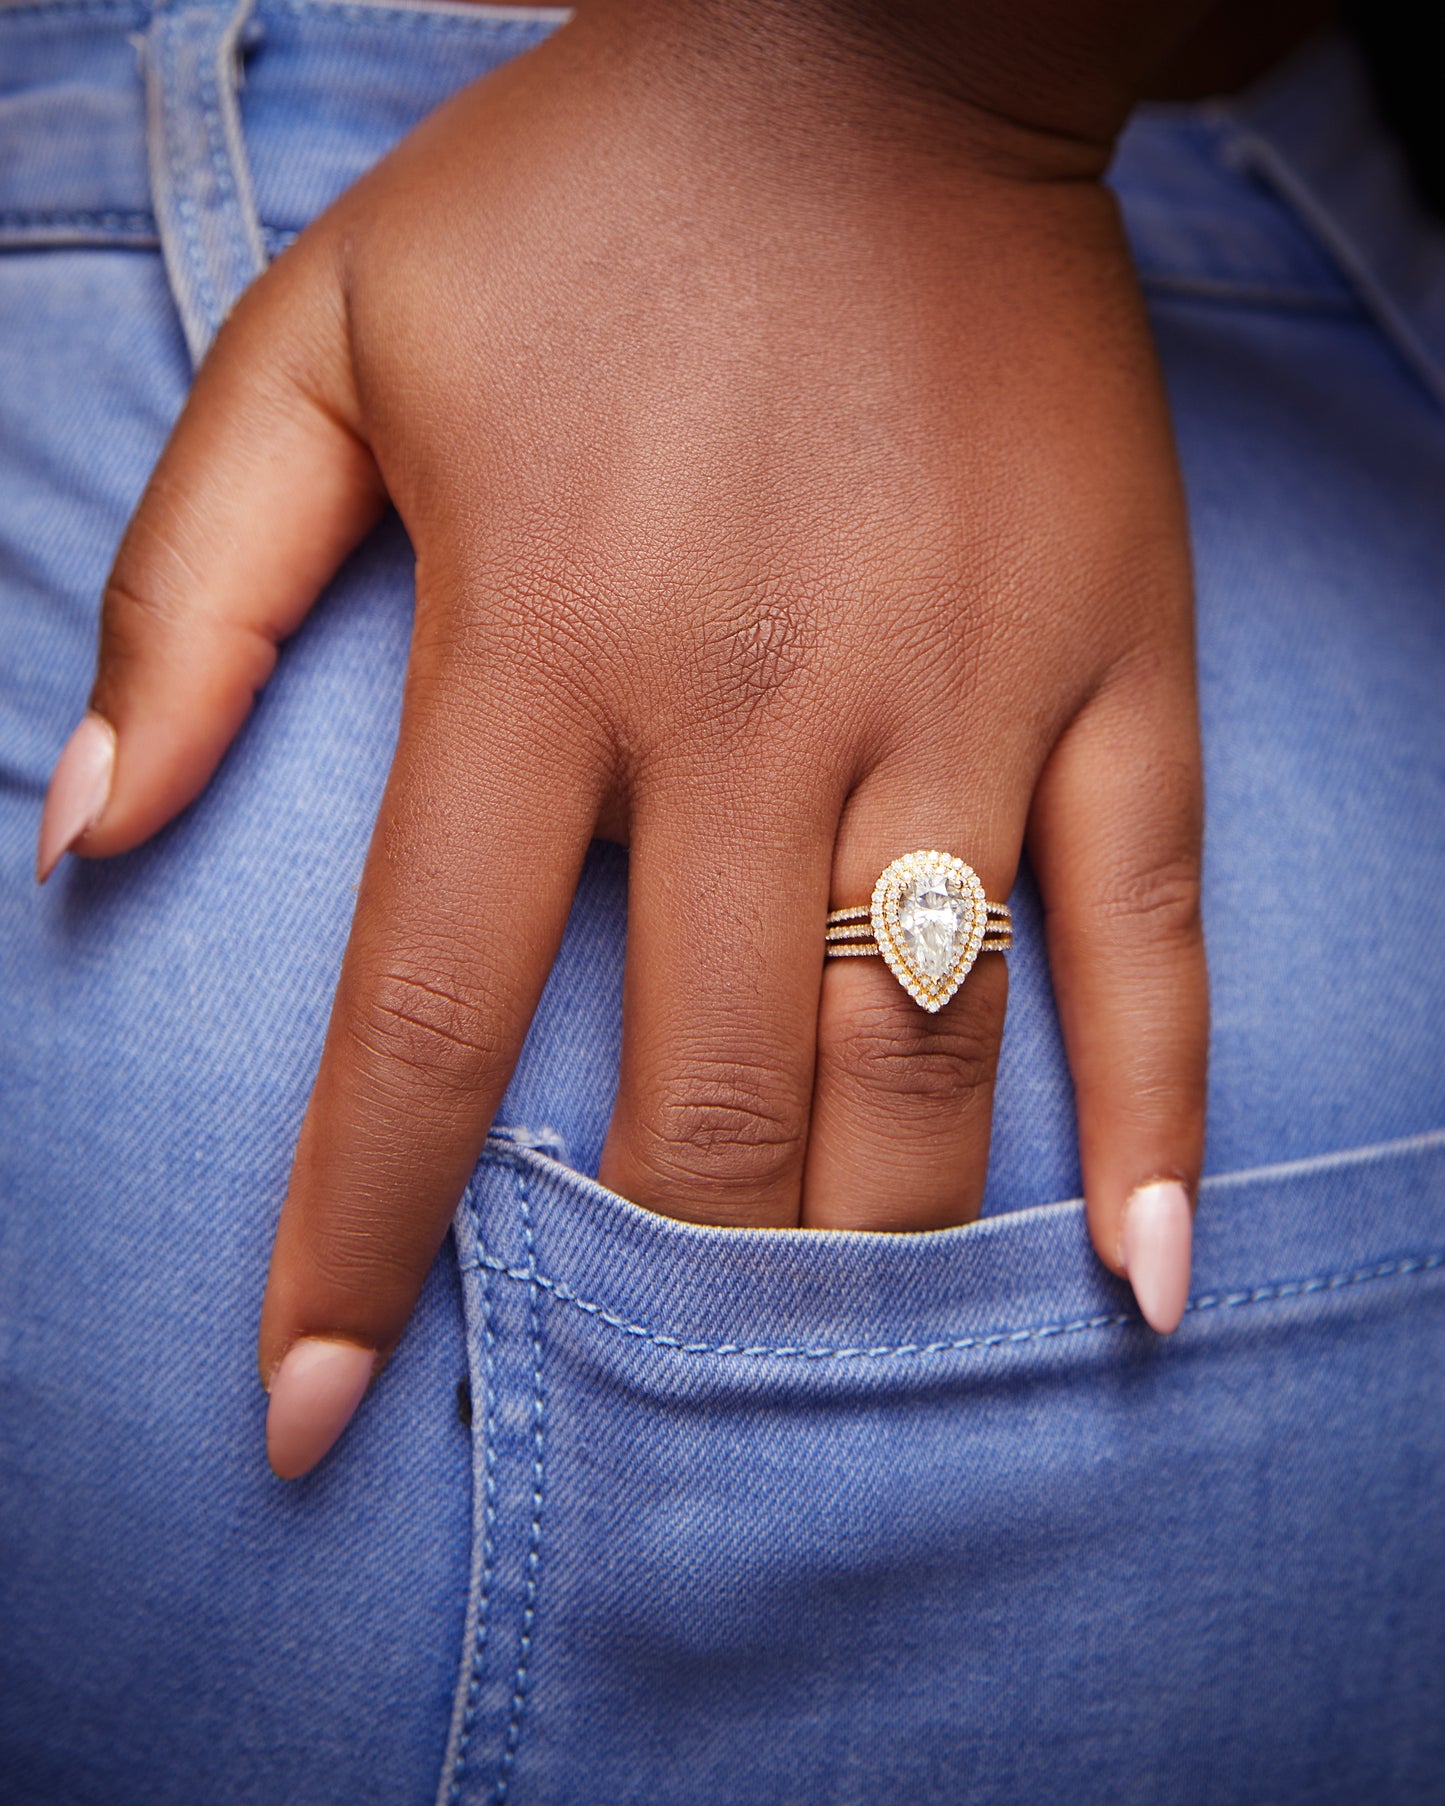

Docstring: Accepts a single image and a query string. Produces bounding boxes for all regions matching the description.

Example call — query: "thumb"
[37,231,385,880]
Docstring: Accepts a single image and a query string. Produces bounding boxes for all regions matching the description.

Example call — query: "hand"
[37,0,1207,1476]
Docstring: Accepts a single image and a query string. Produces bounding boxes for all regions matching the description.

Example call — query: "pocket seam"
[464,1171,1445,1365]
[446,1259,499,1804]
[490,1164,546,1804]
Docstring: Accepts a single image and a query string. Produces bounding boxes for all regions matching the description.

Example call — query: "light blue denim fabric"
[0,10,1441,1802]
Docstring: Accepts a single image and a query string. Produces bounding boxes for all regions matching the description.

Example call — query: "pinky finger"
[1029,671,1208,1333]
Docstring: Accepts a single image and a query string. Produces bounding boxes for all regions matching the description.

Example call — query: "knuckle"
[824,990,1000,1114]
[628,1054,808,1209]
[703,589,815,717]
[94,563,191,709]
[302,1225,414,1315]
[1088,851,1203,945]
[99,493,219,668]
[99,565,186,667]
[109,465,217,603]
[99,565,278,701]
[344,965,506,1098]
[646,567,824,745]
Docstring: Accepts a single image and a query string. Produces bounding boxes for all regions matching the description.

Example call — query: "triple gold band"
[823,850,1010,1013]
[824,900,1013,956]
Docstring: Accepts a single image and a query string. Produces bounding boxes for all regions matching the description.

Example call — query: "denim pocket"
[438,1130,1445,1806]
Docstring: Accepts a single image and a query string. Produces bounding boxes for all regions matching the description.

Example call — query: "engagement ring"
[825,850,1011,1012]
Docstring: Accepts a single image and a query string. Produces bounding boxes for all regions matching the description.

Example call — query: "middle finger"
[597,761,841,1227]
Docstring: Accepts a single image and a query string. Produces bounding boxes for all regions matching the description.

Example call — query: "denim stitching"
[156,14,224,343]
[1186,1260,1444,1312]
[0,0,546,19]
[490,1168,545,1805]
[448,1251,501,1804]
[196,1,258,293]
[264,0,557,34]
[0,209,156,233]
[459,1242,1444,1364]
[0,214,297,256]
[0,1,148,19]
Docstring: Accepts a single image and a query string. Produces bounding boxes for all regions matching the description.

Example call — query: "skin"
[50,1,1209,1450]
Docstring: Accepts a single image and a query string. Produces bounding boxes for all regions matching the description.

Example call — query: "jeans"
[0,9,1441,1802]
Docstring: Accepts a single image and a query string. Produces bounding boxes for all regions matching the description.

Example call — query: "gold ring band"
[825,850,1009,1012]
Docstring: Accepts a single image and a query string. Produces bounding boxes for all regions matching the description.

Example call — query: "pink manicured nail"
[36,712,116,882]
[265,1338,376,1480]
[1122,1181,1193,1335]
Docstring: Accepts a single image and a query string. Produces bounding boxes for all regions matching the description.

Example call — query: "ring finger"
[801,762,1029,1232]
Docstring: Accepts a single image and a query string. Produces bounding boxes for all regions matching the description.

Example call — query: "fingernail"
[1122,1180,1193,1335]
[37,712,116,882]
[265,1338,376,1480]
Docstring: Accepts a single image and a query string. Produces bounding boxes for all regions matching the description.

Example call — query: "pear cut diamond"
[896,862,974,980]
[870,850,989,1011]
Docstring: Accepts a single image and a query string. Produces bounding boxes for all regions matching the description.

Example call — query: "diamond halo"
[870,851,988,1013]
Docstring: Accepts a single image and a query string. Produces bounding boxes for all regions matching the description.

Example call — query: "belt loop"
[144,0,267,367]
